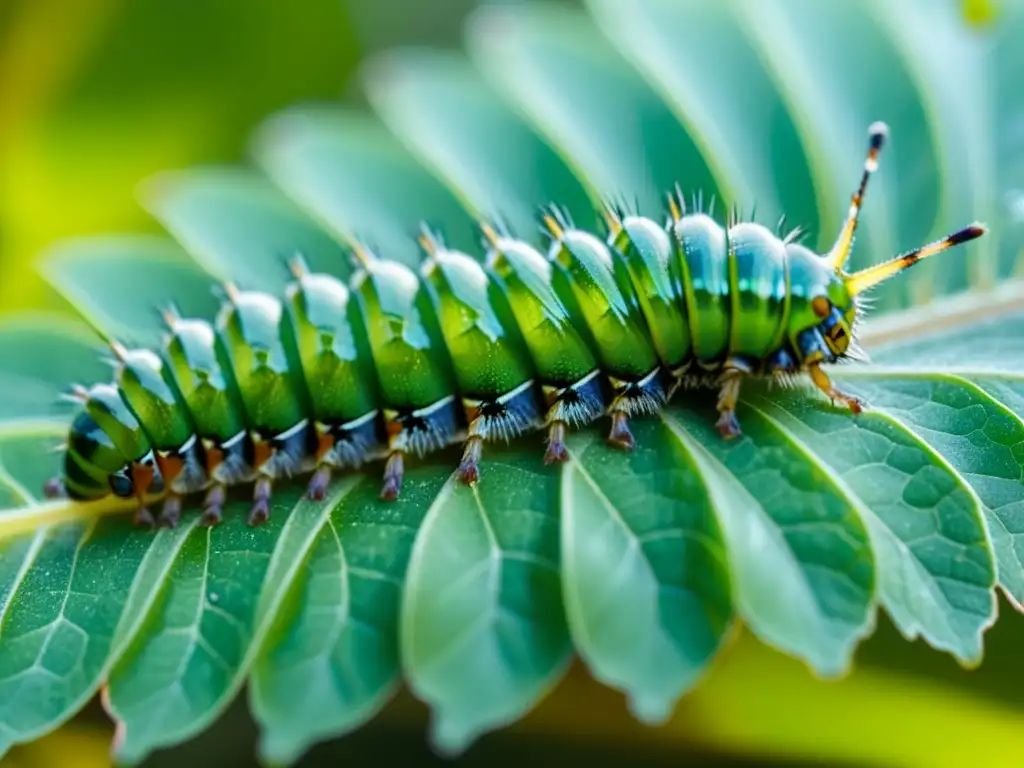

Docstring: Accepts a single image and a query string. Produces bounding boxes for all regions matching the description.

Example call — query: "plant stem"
[0,496,141,540]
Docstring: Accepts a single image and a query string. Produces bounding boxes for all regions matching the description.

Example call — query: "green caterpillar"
[42,123,986,528]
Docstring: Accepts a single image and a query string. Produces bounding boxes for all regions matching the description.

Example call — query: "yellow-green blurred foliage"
[0,0,362,314]
[962,0,1000,27]
[2,724,111,768]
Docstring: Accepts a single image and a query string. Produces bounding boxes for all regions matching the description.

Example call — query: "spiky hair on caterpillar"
[43,122,986,528]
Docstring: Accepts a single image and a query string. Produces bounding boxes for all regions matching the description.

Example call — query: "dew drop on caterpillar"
[42,122,987,527]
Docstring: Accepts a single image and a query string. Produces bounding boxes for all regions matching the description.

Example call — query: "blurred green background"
[2,0,1022,767]
[0,0,482,315]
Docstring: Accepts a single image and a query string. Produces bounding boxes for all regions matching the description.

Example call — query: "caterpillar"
[41,122,986,528]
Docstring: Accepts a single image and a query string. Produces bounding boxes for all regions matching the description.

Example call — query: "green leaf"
[253,108,477,267]
[585,0,817,240]
[0,324,194,756]
[250,468,448,766]
[465,3,720,217]
[560,421,733,724]
[833,363,1024,609]
[872,0,1002,293]
[17,244,356,764]
[0,517,193,757]
[0,316,106,423]
[746,391,994,663]
[663,405,876,677]
[0,427,65,510]
[105,485,327,765]
[362,48,599,240]
[38,236,221,348]
[992,4,1024,276]
[729,0,933,275]
[401,447,570,755]
[139,169,355,290]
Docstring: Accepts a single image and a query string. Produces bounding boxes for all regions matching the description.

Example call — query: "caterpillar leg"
[157,493,183,529]
[199,434,240,526]
[381,451,404,500]
[606,408,636,451]
[544,420,569,465]
[306,465,332,501]
[457,435,483,484]
[306,413,382,501]
[248,429,296,525]
[605,368,667,451]
[306,426,335,501]
[131,459,157,528]
[456,405,489,485]
[715,368,745,439]
[665,363,690,402]
[379,398,460,500]
[457,381,542,484]
[201,484,226,526]
[43,477,65,499]
[540,370,604,465]
[808,363,865,414]
[153,444,204,528]
[249,475,273,526]
[133,504,156,529]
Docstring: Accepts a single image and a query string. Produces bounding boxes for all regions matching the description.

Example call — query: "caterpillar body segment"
[42,122,988,527]
[280,259,383,502]
[481,226,606,464]
[418,228,541,485]
[542,208,668,451]
[162,311,251,525]
[727,223,790,360]
[350,242,462,501]
[607,210,691,379]
[110,342,205,526]
[672,211,731,364]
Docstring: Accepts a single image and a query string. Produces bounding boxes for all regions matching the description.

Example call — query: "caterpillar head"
[810,121,986,361]
[811,289,857,359]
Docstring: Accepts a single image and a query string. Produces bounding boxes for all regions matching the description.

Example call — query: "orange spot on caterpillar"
[251,435,274,470]
[156,451,185,485]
